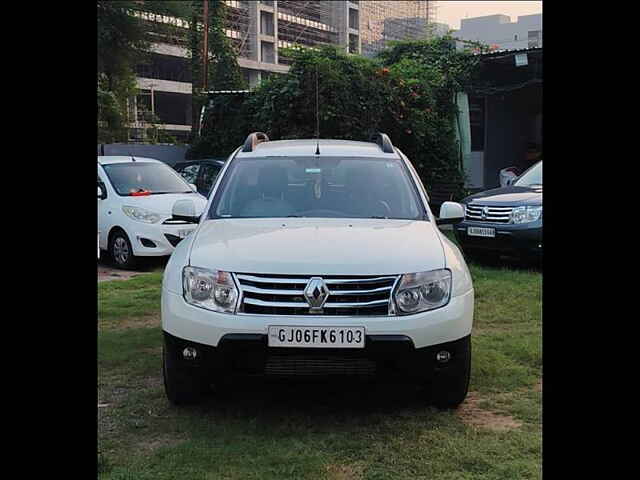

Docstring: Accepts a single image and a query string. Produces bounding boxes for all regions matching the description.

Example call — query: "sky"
[435,1,543,30]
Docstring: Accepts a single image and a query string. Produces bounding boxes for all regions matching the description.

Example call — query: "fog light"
[182,347,197,360]
[436,350,451,363]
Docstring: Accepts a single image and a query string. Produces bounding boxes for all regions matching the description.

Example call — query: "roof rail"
[370,132,395,153]
[242,132,270,152]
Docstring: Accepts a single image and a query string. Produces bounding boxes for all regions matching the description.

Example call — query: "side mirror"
[98,184,106,200]
[172,199,200,224]
[436,201,465,225]
[189,183,198,192]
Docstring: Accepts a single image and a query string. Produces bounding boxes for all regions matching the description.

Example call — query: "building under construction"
[131,1,438,141]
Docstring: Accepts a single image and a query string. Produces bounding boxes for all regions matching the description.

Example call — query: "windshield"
[209,157,426,220]
[514,161,542,187]
[103,162,193,196]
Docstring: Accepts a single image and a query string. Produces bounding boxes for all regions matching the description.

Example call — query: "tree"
[97,1,193,143]
[97,1,148,142]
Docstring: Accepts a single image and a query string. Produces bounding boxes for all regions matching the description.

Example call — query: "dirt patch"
[534,379,542,392]
[457,392,522,432]
[98,265,142,282]
[325,462,364,480]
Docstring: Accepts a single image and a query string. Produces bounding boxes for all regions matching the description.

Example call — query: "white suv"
[98,156,208,269]
[161,133,474,408]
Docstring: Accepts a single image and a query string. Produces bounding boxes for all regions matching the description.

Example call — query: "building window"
[349,34,359,53]
[240,68,251,86]
[349,8,359,30]
[528,30,541,48]
[259,0,274,6]
[469,96,485,151]
[261,41,275,63]
[260,11,274,36]
[514,34,518,41]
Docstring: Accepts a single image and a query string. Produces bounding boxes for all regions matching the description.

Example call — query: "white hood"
[189,218,445,275]
[120,193,207,216]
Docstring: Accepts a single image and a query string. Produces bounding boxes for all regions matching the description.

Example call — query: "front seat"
[240,165,295,217]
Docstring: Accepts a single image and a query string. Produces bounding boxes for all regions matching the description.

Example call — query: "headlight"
[122,205,161,224]
[510,206,542,224]
[183,267,238,313]
[393,269,452,315]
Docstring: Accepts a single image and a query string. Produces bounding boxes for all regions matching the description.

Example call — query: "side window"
[179,164,200,184]
[199,164,222,194]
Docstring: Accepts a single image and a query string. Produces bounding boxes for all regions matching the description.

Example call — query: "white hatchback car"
[161,133,473,408]
[98,156,208,269]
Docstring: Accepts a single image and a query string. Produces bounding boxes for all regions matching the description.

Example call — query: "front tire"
[162,346,206,405]
[109,230,137,270]
[428,337,471,409]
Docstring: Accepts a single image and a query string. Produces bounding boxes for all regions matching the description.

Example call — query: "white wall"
[453,13,542,50]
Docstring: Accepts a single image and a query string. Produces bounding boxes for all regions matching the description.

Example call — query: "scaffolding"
[225,1,252,59]
[277,1,338,50]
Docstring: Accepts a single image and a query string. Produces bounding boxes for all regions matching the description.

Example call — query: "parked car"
[98,156,208,269]
[454,160,542,263]
[160,132,474,408]
[173,159,225,197]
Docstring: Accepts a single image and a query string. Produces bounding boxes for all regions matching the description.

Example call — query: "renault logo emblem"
[304,277,330,312]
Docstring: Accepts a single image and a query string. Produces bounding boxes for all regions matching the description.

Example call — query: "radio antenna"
[315,62,320,155]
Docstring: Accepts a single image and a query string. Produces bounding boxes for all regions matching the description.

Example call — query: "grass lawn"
[98,238,541,479]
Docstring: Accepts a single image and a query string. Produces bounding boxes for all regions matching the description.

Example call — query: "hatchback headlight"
[122,205,161,224]
[183,267,238,313]
[393,269,452,315]
[510,206,542,224]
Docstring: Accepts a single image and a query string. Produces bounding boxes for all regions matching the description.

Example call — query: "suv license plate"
[268,326,365,348]
[468,227,495,238]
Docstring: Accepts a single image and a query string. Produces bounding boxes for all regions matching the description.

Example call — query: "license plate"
[268,326,365,348]
[468,226,495,238]
[178,229,194,239]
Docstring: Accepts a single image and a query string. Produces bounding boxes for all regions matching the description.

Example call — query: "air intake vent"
[265,354,377,377]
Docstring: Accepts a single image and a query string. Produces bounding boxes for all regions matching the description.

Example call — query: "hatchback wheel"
[109,231,137,270]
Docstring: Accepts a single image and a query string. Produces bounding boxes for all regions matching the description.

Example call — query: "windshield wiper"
[369,216,388,219]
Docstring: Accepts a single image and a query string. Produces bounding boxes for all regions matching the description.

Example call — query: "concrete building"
[128,1,438,141]
[453,13,542,51]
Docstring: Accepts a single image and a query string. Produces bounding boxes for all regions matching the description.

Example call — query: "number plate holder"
[268,326,365,348]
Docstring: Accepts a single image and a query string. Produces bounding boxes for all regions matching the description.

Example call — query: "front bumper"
[163,330,471,383]
[453,220,542,258]
[161,288,474,350]
[128,222,197,257]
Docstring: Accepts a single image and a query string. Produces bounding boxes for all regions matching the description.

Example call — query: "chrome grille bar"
[243,298,390,308]
[239,284,393,296]
[236,274,397,284]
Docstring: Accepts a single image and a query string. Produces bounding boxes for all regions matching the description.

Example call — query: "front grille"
[265,354,377,377]
[235,273,398,316]
[465,204,514,223]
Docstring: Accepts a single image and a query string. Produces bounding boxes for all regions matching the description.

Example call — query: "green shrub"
[189,37,481,198]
